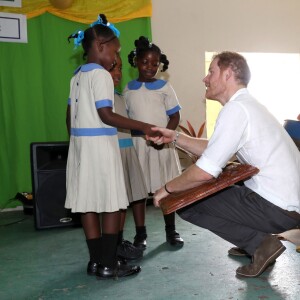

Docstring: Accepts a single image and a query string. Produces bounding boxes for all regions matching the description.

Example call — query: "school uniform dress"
[65,63,128,213]
[123,79,182,193]
[114,92,148,202]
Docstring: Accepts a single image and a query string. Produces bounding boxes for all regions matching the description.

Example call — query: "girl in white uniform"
[110,55,148,259]
[123,36,184,247]
[65,16,155,279]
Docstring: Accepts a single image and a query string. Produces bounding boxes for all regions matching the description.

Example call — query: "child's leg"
[118,209,127,244]
[164,212,184,247]
[132,198,146,226]
[96,211,120,268]
[132,199,147,249]
[97,211,141,279]
[117,208,143,260]
[81,212,101,239]
[81,212,102,275]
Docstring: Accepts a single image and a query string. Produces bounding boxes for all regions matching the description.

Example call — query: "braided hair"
[67,14,117,60]
[128,36,169,72]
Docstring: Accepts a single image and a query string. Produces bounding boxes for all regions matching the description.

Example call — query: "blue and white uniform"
[65,63,128,213]
[115,91,148,202]
[123,79,182,193]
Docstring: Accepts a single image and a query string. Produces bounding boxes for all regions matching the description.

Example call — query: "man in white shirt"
[148,51,300,278]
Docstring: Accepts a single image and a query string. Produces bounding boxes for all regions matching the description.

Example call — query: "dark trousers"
[177,185,300,255]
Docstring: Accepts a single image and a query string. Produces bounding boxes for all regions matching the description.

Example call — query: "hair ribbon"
[90,15,120,37]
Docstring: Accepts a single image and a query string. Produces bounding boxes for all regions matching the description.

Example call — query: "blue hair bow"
[90,15,120,38]
[74,30,84,47]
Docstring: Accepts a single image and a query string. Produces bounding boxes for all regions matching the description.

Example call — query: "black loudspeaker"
[30,142,81,230]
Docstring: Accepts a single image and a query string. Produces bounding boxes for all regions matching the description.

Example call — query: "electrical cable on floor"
[0,197,27,227]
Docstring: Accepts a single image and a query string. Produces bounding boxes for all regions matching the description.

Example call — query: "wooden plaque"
[160,163,259,215]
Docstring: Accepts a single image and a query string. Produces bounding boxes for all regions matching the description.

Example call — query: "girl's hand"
[153,186,168,207]
[150,141,164,150]
[146,127,176,144]
[142,124,162,138]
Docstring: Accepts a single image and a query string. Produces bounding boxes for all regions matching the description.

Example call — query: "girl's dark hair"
[67,14,116,60]
[128,36,169,72]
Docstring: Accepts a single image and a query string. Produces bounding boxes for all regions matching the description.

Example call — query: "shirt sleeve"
[196,101,248,177]
[92,69,115,109]
[164,82,181,116]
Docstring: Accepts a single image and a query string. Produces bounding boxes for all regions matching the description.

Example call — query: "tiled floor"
[0,206,299,300]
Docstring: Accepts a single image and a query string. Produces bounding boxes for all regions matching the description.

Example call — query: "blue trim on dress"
[67,98,71,105]
[118,138,134,148]
[74,65,81,75]
[127,79,167,90]
[71,127,117,136]
[166,105,181,116]
[95,99,113,109]
[74,63,104,75]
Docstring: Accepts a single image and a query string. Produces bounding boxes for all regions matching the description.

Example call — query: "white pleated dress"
[115,92,148,203]
[65,63,128,213]
[123,79,182,193]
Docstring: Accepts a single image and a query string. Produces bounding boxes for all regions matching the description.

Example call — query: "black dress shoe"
[133,233,147,250]
[166,230,184,247]
[96,261,141,280]
[117,239,143,261]
[87,261,99,276]
[236,235,286,278]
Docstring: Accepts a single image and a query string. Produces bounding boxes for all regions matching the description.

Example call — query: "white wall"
[151,0,300,132]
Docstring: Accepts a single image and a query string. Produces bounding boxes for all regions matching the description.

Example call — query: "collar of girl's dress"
[74,63,104,74]
[127,79,167,90]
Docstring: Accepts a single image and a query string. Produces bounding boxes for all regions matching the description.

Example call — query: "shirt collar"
[127,79,167,90]
[74,63,104,74]
[228,88,248,102]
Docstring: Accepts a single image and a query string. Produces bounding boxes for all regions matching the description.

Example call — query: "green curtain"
[0,13,151,209]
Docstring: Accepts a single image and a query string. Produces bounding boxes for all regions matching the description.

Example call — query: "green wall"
[0,13,151,209]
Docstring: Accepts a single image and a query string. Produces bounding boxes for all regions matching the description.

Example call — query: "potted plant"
[177,120,206,164]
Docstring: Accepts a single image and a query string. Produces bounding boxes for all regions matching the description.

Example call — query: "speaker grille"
[30,142,80,229]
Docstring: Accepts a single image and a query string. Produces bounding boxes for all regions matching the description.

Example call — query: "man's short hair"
[213,51,251,86]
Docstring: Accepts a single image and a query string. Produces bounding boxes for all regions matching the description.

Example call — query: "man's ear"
[225,68,233,80]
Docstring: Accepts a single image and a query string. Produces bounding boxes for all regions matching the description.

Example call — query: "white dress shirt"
[196,88,300,212]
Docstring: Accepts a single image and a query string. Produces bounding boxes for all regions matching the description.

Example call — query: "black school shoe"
[117,239,143,260]
[166,230,184,247]
[133,233,147,250]
[87,261,99,276]
[96,261,141,280]
[87,260,127,276]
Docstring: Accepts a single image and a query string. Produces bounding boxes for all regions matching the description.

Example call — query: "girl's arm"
[98,107,157,137]
[151,111,180,150]
[66,106,71,137]
[166,111,180,130]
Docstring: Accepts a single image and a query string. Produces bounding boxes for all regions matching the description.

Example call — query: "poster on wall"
[0,12,27,43]
[0,0,22,7]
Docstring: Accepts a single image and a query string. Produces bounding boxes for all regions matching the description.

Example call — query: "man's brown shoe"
[236,235,286,278]
[228,247,250,257]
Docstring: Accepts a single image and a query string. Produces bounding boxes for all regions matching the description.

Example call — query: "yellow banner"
[0,0,152,23]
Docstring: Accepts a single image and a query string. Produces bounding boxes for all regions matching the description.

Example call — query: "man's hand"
[153,186,169,207]
[142,124,162,138]
[146,127,176,144]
